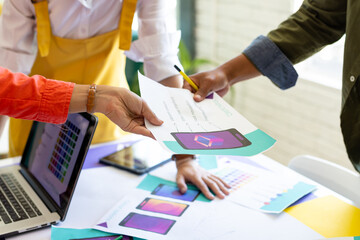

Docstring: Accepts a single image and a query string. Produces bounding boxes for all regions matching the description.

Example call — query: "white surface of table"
[2,153,357,240]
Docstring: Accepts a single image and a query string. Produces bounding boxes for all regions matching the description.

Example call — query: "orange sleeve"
[0,67,75,124]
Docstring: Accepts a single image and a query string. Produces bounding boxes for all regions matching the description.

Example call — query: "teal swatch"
[260,182,316,212]
[51,227,144,240]
[163,129,276,156]
[137,174,210,202]
[355,237,360,240]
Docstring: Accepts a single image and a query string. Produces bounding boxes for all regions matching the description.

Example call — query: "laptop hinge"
[20,168,59,213]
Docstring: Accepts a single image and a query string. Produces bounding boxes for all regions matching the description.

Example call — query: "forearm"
[0,67,73,123]
[159,74,183,88]
[217,54,261,86]
[68,84,88,113]
[69,84,117,114]
[71,84,163,138]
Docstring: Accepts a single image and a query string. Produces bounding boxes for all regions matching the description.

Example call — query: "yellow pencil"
[174,65,199,91]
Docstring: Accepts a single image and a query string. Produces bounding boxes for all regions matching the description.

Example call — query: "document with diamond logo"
[138,72,276,156]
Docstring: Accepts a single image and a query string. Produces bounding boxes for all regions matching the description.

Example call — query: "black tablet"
[99,138,172,175]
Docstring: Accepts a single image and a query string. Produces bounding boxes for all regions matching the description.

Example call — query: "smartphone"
[151,184,200,202]
[99,138,172,175]
[136,197,189,216]
[171,128,251,150]
[119,212,175,235]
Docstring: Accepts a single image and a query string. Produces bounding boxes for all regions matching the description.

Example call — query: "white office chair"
[288,155,360,206]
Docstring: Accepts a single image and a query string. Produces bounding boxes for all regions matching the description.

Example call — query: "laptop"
[0,112,97,238]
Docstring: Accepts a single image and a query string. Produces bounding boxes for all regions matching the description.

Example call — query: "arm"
[0,67,163,138]
[184,0,347,101]
[184,54,261,101]
[268,0,346,64]
[70,84,163,138]
[159,74,183,88]
[0,67,73,123]
[125,0,183,83]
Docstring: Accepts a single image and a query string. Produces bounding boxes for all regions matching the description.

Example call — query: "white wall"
[194,0,354,171]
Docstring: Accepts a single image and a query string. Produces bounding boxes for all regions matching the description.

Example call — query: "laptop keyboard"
[0,173,42,224]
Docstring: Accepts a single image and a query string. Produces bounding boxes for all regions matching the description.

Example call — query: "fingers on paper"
[208,175,231,195]
[176,174,188,194]
[141,101,163,126]
[202,176,227,199]
[192,177,215,200]
[131,126,154,139]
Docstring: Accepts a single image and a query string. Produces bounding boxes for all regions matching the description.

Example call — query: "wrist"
[69,84,89,113]
[217,54,260,86]
[92,85,105,114]
[86,84,97,113]
[172,154,196,167]
[215,65,232,87]
[93,85,116,114]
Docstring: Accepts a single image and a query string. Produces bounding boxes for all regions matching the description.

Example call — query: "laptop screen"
[21,113,97,216]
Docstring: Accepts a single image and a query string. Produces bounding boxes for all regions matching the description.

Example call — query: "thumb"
[193,87,211,102]
[131,126,154,139]
[141,101,163,126]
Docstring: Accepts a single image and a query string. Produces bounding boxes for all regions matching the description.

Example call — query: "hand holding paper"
[138,72,275,156]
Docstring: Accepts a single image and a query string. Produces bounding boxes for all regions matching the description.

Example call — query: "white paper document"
[138,72,276,156]
[212,156,317,213]
[94,188,213,240]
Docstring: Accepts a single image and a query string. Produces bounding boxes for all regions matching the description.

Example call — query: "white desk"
[2,145,358,240]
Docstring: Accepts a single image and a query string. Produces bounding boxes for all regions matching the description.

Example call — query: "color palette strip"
[214,167,257,192]
[214,165,317,213]
[48,120,79,182]
[260,181,316,212]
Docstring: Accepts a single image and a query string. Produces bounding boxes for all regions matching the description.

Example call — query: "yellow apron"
[9,0,137,156]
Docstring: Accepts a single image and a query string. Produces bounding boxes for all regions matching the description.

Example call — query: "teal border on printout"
[163,129,276,156]
[51,227,145,240]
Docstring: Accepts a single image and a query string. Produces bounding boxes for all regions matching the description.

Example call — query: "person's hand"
[183,54,261,102]
[174,155,231,200]
[95,85,163,138]
[183,69,230,102]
